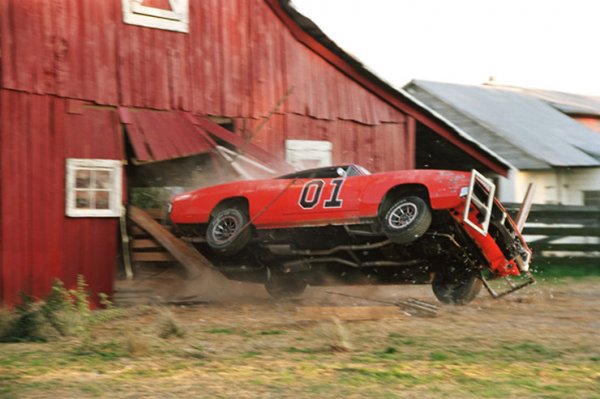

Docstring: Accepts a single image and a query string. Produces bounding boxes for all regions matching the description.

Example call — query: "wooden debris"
[324,291,440,318]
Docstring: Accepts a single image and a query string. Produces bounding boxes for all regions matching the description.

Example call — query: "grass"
[0,275,599,398]
[531,263,600,279]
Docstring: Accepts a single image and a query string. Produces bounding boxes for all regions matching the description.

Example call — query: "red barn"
[0,0,509,306]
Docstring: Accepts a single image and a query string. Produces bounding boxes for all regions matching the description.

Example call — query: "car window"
[277,165,371,179]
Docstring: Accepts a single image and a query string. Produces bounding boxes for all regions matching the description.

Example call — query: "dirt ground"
[2,275,600,398]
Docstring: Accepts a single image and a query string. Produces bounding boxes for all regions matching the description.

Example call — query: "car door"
[277,173,365,226]
[250,168,368,228]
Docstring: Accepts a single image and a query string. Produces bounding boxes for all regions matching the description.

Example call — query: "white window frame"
[122,0,189,33]
[66,159,123,218]
[285,140,333,171]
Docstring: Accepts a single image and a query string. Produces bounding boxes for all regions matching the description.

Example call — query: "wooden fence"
[504,203,600,265]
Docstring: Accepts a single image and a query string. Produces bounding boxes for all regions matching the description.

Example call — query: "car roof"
[277,165,365,179]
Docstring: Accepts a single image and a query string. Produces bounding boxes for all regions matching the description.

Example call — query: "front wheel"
[432,270,482,305]
[206,206,252,257]
[380,196,432,244]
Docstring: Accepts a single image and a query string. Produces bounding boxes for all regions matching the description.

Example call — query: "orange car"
[170,165,533,304]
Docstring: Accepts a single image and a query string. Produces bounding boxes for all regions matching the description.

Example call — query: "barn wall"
[0,0,420,305]
[232,113,413,172]
[0,89,123,305]
[0,0,411,172]
[0,0,406,123]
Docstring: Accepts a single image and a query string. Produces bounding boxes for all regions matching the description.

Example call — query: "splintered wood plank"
[295,306,405,321]
[143,208,167,220]
[132,252,175,262]
[132,238,163,249]
[127,206,224,280]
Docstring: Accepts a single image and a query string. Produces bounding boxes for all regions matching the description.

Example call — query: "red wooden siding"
[1,0,405,125]
[0,89,123,305]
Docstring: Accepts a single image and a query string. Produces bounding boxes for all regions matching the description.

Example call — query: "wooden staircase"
[129,208,176,263]
[125,206,224,280]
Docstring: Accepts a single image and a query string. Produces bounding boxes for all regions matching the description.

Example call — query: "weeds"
[157,309,186,339]
[315,317,353,352]
[126,334,150,357]
[0,276,99,343]
[1,293,47,342]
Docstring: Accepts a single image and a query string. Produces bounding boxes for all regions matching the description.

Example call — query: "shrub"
[157,309,185,339]
[0,293,47,342]
[0,276,97,342]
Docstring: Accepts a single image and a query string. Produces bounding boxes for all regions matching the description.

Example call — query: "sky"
[291,0,600,96]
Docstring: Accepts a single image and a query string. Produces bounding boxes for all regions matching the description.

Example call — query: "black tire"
[380,196,432,244]
[432,271,483,305]
[206,206,252,257]
[265,276,307,299]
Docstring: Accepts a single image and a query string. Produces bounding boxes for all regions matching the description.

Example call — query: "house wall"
[513,168,600,205]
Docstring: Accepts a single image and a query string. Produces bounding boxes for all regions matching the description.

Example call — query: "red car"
[169,165,533,304]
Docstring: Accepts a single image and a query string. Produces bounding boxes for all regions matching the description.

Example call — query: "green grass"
[532,263,600,279]
[1,278,599,398]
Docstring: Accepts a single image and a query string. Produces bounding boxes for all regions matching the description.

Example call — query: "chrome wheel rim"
[212,215,239,243]
[387,202,418,229]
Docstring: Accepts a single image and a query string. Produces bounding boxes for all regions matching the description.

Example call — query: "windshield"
[278,164,370,179]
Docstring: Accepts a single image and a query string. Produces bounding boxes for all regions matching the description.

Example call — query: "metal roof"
[119,108,214,163]
[509,87,600,117]
[405,80,600,170]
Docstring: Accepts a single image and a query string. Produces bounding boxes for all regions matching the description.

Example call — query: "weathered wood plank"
[530,243,600,252]
[131,238,163,249]
[128,206,224,280]
[132,252,175,262]
[523,227,600,236]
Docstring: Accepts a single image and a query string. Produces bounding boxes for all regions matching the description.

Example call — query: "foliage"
[0,293,47,342]
[157,309,186,339]
[130,187,172,209]
[0,276,97,342]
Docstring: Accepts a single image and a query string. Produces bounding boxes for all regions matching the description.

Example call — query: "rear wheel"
[206,206,252,257]
[380,196,432,244]
[432,269,482,305]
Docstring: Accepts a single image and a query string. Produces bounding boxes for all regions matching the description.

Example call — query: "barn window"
[285,140,333,170]
[122,0,189,33]
[65,159,123,217]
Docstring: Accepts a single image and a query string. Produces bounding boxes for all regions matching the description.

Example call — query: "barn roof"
[273,0,512,174]
[404,80,600,170]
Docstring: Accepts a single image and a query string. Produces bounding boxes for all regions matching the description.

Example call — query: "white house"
[404,80,600,206]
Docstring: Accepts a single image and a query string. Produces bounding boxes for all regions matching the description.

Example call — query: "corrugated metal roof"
[405,80,600,170]
[510,87,600,117]
[120,108,214,163]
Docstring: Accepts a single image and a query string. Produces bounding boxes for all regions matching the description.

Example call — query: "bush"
[0,293,47,342]
[0,276,96,343]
